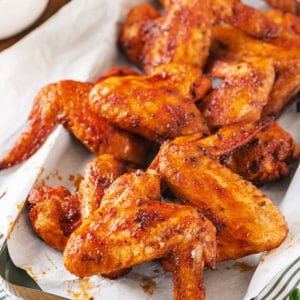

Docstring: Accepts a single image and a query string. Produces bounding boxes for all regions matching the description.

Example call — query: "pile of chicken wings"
[1,0,300,299]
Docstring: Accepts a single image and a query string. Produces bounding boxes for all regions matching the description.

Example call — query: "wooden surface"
[0,0,71,52]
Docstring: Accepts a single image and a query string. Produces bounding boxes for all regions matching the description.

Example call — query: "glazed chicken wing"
[28,154,132,250]
[153,136,288,261]
[64,170,216,300]
[120,0,280,73]
[163,120,299,186]
[211,0,280,37]
[119,0,213,73]
[0,80,149,169]
[212,14,300,62]
[160,0,281,38]
[149,119,270,172]
[201,58,275,129]
[89,63,210,143]
[212,24,300,117]
[27,186,81,251]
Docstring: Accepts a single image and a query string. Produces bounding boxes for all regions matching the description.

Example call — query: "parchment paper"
[0,0,299,299]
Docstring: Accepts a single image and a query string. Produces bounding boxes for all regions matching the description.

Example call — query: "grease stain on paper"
[232,261,254,272]
[140,277,157,295]
[36,169,83,191]
[16,200,25,211]
[25,266,39,282]
[68,173,83,189]
[41,170,63,185]
[67,277,96,300]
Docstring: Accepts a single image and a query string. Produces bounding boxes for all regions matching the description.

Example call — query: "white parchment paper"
[0,0,299,299]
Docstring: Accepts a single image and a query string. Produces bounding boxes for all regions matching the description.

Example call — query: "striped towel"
[0,285,20,300]
[254,257,300,300]
[0,234,21,300]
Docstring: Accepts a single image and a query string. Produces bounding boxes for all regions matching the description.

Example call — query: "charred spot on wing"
[133,209,166,230]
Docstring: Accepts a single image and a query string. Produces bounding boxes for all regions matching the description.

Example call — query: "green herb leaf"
[289,288,300,300]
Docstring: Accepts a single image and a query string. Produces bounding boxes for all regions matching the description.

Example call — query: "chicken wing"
[119,0,213,73]
[120,0,279,73]
[153,137,288,261]
[223,121,300,185]
[28,154,132,250]
[200,58,275,129]
[159,119,299,186]
[212,24,300,117]
[64,170,216,300]
[27,185,81,251]
[212,0,280,37]
[89,63,210,143]
[160,0,280,38]
[0,80,149,169]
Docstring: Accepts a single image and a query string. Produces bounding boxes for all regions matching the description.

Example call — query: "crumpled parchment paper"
[0,0,299,299]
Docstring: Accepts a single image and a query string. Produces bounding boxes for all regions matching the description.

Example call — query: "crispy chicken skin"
[0,80,149,169]
[148,119,271,172]
[153,137,288,261]
[64,170,216,300]
[224,122,300,185]
[161,0,281,37]
[264,10,300,48]
[212,17,300,65]
[201,58,275,129]
[189,119,271,158]
[158,120,299,186]
[27,186,81,251]
[77,154,135,220]
[212,23,300,117]
[211,0,280,37]
[119,0,213,73]
[118,3,160,70]
[264,0,300,14]
[89,64,211,143]
[94,66,141,84]
[119,0,279,73]
[28,154,132,251]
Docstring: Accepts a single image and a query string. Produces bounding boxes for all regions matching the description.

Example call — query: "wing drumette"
[64,170,216,300]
